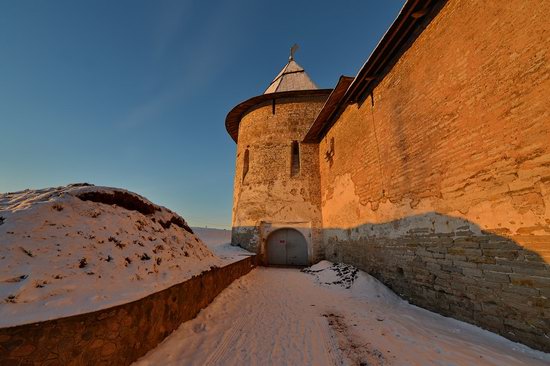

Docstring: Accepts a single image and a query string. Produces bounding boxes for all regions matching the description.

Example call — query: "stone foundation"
[324,214,550,352]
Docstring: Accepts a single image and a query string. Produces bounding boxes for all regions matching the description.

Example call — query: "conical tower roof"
[264,47,318,94]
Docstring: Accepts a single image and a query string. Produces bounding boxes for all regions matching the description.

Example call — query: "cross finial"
[289,43,299,61]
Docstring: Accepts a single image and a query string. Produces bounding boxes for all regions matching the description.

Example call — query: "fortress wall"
[232,95,327,263]
[319,0,550,351]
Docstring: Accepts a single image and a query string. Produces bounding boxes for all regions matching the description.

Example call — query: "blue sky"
[0,0,405,228]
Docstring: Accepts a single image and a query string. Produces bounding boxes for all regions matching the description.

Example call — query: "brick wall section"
[232,95,327,262]
[319,0,550,352]
[0,256,257,366]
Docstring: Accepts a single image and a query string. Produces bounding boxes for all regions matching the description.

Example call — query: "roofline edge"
[225,89,333,143]
[304,0,447,143]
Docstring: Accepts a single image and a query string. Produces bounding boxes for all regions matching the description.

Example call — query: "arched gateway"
[266,228,308,266]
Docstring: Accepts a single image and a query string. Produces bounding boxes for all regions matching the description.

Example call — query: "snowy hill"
[0,184,221,327]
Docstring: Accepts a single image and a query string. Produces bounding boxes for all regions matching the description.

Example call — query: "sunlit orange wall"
[319,0,550,260]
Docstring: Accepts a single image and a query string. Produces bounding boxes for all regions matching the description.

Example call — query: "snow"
[134,262,550,366]
[0,184,221,327]
[192,227,253,264]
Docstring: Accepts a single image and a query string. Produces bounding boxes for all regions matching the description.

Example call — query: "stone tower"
[225,49,331,265]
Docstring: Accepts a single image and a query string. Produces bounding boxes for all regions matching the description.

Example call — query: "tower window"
[242,149,250,181]
[290,141,300,176]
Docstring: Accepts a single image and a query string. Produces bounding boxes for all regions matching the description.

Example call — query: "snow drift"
[0,184,221,327]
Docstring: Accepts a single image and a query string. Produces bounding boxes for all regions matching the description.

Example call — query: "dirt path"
[133,266,549,366]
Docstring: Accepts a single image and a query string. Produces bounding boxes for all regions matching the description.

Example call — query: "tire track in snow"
[203,270,283,366]
[316,316,346,366]
[202,276,264,366]
[203,311,248,366]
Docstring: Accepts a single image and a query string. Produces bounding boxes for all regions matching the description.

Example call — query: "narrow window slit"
[291,141,300,177]
[243,149,250,181]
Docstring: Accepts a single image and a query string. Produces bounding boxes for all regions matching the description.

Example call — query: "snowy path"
[134,264,549,366]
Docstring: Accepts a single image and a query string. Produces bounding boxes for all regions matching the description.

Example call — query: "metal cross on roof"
[289,43,299,61]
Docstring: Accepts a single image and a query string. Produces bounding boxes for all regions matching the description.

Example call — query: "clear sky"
[0,0,405,228]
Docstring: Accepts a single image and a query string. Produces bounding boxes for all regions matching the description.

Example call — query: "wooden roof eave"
[225,89,333,143]
[303,0,443,143]
[303,76,354,143]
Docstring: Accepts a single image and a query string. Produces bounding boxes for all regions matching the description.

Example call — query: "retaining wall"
[0,255,256,365]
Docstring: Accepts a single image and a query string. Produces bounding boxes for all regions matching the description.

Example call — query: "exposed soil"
[76,190,158,215]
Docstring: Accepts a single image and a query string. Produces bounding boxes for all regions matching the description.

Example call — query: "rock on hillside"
[0,184,221,327]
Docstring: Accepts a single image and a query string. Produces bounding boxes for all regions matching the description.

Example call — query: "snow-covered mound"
[0,184,221,327]
[302,260,402,304]
[302,261,359,289]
